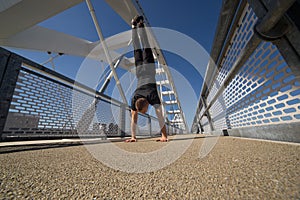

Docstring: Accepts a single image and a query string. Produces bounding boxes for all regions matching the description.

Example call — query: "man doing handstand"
[125,15,168,142]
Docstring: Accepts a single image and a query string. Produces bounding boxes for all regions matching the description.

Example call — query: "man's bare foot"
[125,138,137,143]
[156,137,168,142]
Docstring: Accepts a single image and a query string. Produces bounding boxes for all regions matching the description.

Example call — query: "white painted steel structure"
[0,0,188,131]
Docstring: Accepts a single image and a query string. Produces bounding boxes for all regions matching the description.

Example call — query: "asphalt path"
[0,135,299,199]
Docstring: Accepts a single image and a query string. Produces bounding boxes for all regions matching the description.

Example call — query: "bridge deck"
[0,135,299,199]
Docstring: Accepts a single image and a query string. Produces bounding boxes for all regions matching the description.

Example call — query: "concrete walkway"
[0,135,299,199]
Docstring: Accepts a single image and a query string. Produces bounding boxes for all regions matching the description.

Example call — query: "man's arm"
[131,110,138,139]
[155,105,168,140]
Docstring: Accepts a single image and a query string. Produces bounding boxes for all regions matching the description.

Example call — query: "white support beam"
[85,0,127,103]
[165,100,178,105]
[167,110,181,114]
[156,80,170,85]
[0,26,135,70]
[104,0,138,25]
[0,0,84,39]
[161,91,175,95]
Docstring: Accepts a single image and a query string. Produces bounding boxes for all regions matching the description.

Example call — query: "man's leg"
[137,19,151,50]
[138,25,155,65]
[134,17,155,64]
[138,21,157,86]
[132,27,143,67]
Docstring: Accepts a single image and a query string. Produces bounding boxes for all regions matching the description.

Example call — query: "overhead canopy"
[0,0,172,69]
[0,0,83,39]
[0,0,137,69]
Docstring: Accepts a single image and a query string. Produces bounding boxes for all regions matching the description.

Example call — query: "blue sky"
[6,0,223,129]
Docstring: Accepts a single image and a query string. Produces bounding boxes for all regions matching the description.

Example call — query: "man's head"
[135,98,149,114]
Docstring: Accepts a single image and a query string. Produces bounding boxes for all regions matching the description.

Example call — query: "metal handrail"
[198,0,295,121]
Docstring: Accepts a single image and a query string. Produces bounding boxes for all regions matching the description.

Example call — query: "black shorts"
[131,83,161,111]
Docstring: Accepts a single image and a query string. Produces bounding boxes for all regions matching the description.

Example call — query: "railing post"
[119,104,126,137]
[197,120,204,134]
[201,96,214,132]
[148,115,152,137]
[0,49,22,140]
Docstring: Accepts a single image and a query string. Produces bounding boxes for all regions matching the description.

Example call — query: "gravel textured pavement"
[0,135,299,199]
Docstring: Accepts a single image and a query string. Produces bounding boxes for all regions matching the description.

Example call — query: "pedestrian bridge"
[0,0,299,143]
[0,0,299,199]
